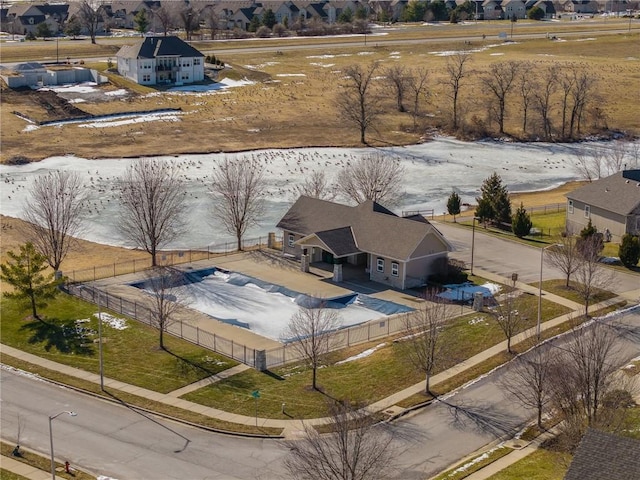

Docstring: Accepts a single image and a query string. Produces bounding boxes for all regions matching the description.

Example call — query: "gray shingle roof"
[566,170,640,216]
[564,429,640,480]
[277,196,451,261]
[313,227,360,257]
[116,36,204,60]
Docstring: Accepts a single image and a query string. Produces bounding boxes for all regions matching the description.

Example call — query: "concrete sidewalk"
[0,455,50,480]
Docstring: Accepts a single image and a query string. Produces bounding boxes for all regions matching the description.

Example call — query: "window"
[584,205,590,218]
[142,74,151,82]
[288,234,294,247]
[376,258,384,273]
[568,200,574,214]
[391,262,399,277]
[194,58,201,65]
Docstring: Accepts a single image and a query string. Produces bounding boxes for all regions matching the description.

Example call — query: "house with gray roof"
[116,35,205,86]
[565,169,640,241]
[277,196,453,290]
[564,429,640,480]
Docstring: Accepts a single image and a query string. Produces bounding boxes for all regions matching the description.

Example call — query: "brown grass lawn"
[1,27,638,163]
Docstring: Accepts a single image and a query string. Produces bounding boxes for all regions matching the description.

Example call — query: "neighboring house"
[116,35,205,86]
[502,0,527,17]
[532,0,558,17]
[565,169,640,242]
[482,0,504,19]
[564,429,640,480]
[277,196,453,290]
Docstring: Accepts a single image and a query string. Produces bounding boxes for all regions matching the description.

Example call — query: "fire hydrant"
[65,461,71,474]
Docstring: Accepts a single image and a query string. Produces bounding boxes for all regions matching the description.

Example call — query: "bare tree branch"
[544,232,581,288]
[406,67,430,130]
[281,303,341,390]
[145,267,188,350]
[482,61,520,135]
[210,156,266,251]
[336,62,381,144]
[283,401,396,480]
[23,170,87,273]
[336,153,405,206]
[385,64,409,112]
[117,159,187,267]
[444,51,471,130]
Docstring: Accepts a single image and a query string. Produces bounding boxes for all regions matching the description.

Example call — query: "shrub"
[619,234,640,267]
[272,23,287,37]
[528,6,545,20]
[25,31,36,41]
[255,26,271,38]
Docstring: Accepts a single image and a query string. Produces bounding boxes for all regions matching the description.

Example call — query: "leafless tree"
[488,283,528,353]
[558,67,576,139]
[336,62,381,144]
[202,7,219,39]
[533,65,558,140]
[482,61,520,135]
[336,153,405,206]
[444,51,471,130]
[544,233,581,287]
[573,146,607,182]
[283,400,395,480]
[117,159,187,267]
[282,303,341,390]
[406,67,430,130]
[401,292,453,394]
[548,319,622,449]
[385,65,409,112]
[500,343,557,428]
[146,267,187,350]
[178,4,199,41]
[76,0,104,44]
[151,4,175,36]
[293,171,337,201]
[604,141,637,173]
[23,171,87,274]
[573,237,613,317]
[569,67,597,138]
[517,63,535,135]
[210,156,266,251]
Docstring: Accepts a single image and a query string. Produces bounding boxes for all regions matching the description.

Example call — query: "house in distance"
[116,35,205,86]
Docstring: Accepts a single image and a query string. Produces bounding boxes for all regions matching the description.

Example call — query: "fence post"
[133,259,136,274]
[231,340,234,359]
[214,333,216,351]
[368,323,371,341]
[197,327,200,344]
[180,318,183,337]
[207,245,210,260]
[94,266,96,282]
[120,297,123,314]
[347,328,350,346]
[113,262,116,277]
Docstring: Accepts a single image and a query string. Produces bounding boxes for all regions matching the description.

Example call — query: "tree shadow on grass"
[163,348,228,379]
[21,318,94,355]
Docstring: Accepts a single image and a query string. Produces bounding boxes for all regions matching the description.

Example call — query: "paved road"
[3,308,638,479]
[0,370,288,480]
[434,221,640,297]
[388,307,640,479]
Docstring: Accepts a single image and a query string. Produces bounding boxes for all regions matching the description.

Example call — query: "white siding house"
[116,36,205,86]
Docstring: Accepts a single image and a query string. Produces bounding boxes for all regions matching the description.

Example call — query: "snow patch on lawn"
[336,343,386,365]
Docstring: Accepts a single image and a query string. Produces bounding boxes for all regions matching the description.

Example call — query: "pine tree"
[134,9,149,35]
[475,172,512,226]
[0,243,61,321]
[512,202,532,238]
[619,234,640,267]
[577,219,603,257]
[262,9,277,28]
[447,191,461,222]
[249,16,261,32]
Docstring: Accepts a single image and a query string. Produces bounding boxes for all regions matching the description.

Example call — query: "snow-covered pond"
[133,268,412,341]
[0,138,634,249]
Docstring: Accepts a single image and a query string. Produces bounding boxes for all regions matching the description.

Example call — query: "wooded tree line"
[337,56,604,144]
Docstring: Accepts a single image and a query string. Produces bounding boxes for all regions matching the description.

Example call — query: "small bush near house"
[619,234,640,267]
[273,23,288,37]
[256,26,271,38]
[528,6,546,20]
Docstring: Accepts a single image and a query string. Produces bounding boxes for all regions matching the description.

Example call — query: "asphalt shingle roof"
[116,36,204,60]
[564,429,640,480]
[277,196,451,261]
[566,170,640,216]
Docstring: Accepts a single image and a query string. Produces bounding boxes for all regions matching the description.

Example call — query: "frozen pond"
[132,268,412,341]
[0,138,634,249]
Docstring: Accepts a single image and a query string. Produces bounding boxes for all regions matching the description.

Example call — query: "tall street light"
[49,411,77,480]
[537,244,559,340]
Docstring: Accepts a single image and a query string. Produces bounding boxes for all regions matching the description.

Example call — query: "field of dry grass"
[1,24,638,163]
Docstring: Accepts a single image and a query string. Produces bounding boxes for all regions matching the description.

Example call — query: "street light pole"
[98,290,104,391]
[470,217,478,275]
[49,411,77,480]
[537,244,557,341]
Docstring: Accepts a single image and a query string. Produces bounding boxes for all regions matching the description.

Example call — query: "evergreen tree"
[248,16,261,32]
[134,8,149,35]
[577,219,604,257]
[511,202,532,238]
[427,0,449,21]
[475,197,493,228]
[64,17,82,39]
[402,0,427,21]
[0,243,61,321]
[36,22,53,39]
[475,172,512,226]
[619,234,640,267]
[355,6,369,20]
[447,191,461,222]
[338,7,354,23]
[262,9,277,28]
[283,16,289,28]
